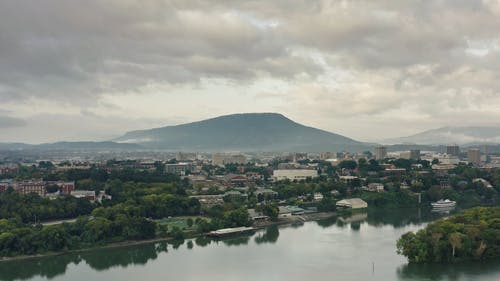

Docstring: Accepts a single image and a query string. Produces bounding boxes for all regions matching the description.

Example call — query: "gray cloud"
[0,116,26,128]
[1,0,500,142]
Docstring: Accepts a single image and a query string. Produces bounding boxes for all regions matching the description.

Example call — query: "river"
[0,208,498,281]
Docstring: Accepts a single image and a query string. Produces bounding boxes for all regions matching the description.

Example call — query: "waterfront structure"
[446,144,460,156]
[278,206,292,218]
[336,198,368,209]
[374,146,387,160]
[273,169,318,181]
[207,227,255,237]
[468,148,481,165]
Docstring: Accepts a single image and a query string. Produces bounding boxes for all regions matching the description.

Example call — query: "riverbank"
[0,211,337,263]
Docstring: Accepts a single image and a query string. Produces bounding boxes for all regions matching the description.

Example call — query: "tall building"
[446,144,460,156]
[410,149,421,160]
[374,146,387,160]
[468,148,481,165]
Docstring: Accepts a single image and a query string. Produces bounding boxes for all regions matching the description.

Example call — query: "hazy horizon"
[2,1,500,143]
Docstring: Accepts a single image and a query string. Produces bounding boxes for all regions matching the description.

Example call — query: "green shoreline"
[0,212,337,263]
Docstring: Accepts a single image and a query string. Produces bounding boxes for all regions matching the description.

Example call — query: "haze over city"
[1,0,500,143]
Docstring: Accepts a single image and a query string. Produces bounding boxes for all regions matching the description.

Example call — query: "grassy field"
[156,216,208,230]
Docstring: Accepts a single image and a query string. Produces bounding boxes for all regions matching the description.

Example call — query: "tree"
[449,232,462,257]
[338,160,357,170]
[258,204,278,220]
[186,218,194,228]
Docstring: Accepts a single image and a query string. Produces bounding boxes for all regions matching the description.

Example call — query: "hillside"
[385,126,500,145]
[114,113,367,152]
[0,141,142,151]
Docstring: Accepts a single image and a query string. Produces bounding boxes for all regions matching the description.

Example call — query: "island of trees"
[397,206,500,263]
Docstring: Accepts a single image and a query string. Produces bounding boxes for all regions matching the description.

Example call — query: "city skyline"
[2,0,500,143]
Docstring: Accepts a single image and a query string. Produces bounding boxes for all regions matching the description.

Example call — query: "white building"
[336,198,368,209]
[273,169,318,181]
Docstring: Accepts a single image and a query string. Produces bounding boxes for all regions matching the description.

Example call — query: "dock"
[206,227,255,238]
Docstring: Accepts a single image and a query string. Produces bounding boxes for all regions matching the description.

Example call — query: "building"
[212,153,247,166]
[51,181,75,195]
[247,209,269,221]
[313,192,324,201]
[165,163,193,175]
[0,181,10,193]
[255,188,278,200]
[273,169,318,181]
[176,152,198,161]
[223,174,248,187]
[0,163,18,175]
[223,191,247,201]
[432,164,457,176]
[336,198,368,209]
[446,144,460,156]
[468,148,481,165]
[190,195,224,207]
[70,190,96,201]
[13,180,46,196]
[384,168,406,177]
[320,152,336,160]
[410,149,421,160]
[472,178,494,189]
[374,146,387,160]
[278,206,292,218]
[364,183,384,192]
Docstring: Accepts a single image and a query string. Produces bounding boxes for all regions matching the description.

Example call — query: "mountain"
[0,141,142,151]
[114,113,368,152]
[385,126,500,145]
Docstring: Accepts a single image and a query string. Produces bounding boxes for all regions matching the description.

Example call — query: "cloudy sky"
[1,0,500,143]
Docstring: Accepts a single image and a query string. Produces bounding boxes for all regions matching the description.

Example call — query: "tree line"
[397,206,500,263]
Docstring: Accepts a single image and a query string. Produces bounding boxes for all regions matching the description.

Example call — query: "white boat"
[431,199,456,208]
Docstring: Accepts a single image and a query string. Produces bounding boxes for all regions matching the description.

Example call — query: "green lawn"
[156,216,208,230]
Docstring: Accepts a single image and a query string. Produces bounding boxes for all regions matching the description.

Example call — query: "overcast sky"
[1,0,500,143]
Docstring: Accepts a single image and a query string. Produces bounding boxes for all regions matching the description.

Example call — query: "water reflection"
[0,254,81,281]
[397,259,500,281]
[254,225,279,244]
[219,235,251,247]
[0,241,174,281]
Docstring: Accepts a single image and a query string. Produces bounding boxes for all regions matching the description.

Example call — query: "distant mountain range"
[2,115,500,153]
[114,113,368,152]
[0,141,141,151]
[385,126,500,145]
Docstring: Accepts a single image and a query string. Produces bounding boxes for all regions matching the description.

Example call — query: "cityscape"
[0,1,499,281]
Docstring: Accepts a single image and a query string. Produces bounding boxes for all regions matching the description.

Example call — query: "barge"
[206,227,255,238]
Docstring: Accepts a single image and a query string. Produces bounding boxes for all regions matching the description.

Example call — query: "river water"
[0,208,498,281]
